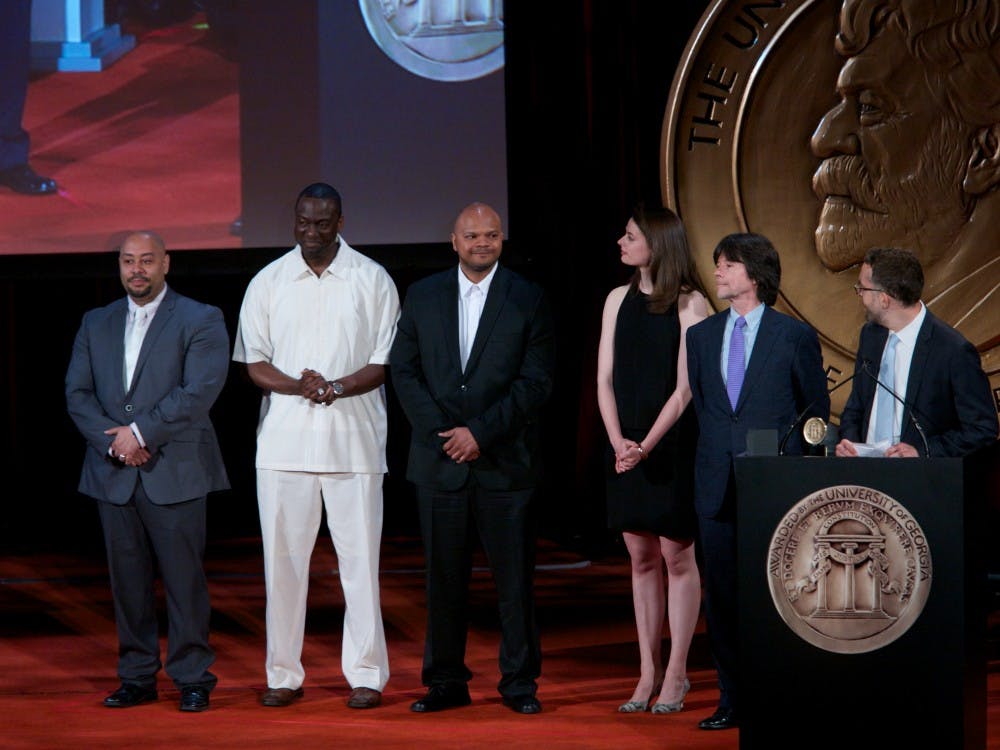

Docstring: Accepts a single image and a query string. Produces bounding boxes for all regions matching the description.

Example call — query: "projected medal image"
[359,0,504,81]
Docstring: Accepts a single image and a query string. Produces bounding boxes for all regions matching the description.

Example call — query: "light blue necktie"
[872,333,899,443]
[726,316,747,410]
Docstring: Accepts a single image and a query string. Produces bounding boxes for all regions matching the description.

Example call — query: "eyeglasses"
[853,283,885,296]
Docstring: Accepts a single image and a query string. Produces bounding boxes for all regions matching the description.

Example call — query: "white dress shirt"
[124,285,167,388]
[865,302,926,444]
[119,285,167,450]
[233,240,401,472]
[457,263,498,371]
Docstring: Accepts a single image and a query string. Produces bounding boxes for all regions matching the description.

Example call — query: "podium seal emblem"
[767,484,932,653]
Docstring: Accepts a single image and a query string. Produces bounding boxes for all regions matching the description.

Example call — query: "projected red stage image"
[2,5,508,255]
[1,18,239,255]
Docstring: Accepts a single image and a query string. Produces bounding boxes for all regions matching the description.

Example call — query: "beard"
[811,122,970,272]
[126,277,153,299]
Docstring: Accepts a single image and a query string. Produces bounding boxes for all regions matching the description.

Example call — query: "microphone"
[859,358,931,458]
[777,371,856,456]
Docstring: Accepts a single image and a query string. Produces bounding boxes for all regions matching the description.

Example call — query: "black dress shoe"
[103,683,158,708]
[410,684,472,713]
[0,165,57,195]
[502,695,542,714]
[698,707,738,730]
[179,686,210,712]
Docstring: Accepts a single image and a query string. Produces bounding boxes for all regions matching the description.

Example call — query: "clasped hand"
[300,368,335,404]
[614,439,643,474]
[439,426,480,463]
[105,425,150,467]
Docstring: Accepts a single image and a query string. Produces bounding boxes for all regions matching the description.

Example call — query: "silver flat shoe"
[651,677,690,714]
[618,697,650,713]
[618,681,662,713]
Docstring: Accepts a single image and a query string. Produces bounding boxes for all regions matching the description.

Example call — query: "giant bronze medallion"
[662,0,1000,417]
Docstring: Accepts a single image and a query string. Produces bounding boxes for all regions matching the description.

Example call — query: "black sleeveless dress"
[606,289,697,538]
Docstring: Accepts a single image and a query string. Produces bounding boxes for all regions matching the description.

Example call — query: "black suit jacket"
[840,310,998,457]
[389,266,555,491]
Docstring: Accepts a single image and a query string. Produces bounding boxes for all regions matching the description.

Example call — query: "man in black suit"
[836,247,997,458]
[66,231,230,712]
[389,202,555,715]
[686,234,829,730]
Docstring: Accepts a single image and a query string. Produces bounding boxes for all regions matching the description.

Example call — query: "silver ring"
[317,387,325,396]
[118,454,126,461]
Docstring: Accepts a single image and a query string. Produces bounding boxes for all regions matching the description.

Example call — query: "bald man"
[390,203,555,714]
[66,232,230,712]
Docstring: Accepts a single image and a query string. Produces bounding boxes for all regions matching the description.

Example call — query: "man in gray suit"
[66,231,230,712]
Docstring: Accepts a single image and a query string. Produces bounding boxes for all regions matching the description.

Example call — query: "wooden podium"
[733,448,994,749]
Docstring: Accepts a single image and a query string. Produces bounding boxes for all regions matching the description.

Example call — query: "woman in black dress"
[597,206,708,713]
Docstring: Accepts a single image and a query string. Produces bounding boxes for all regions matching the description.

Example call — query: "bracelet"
[636,445,646,459]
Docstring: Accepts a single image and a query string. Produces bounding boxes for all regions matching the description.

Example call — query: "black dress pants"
[417,478,540,698]
[0,0,32,170]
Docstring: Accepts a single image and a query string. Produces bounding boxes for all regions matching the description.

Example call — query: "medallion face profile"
[767,485,932,654]
[359,0,505,82]
[662,0,1000,416]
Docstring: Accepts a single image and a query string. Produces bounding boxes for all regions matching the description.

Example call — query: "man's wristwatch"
[329,381,345,398]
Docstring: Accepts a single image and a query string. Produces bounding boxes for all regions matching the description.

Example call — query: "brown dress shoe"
[347,686,382,709]
[260,687,304,707]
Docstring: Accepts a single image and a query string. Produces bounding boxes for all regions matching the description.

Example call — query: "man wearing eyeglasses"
[836,247,997,458]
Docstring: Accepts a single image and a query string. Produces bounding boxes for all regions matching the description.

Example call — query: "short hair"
[116,230,166,254]
[837,0,1000,127]
[712,233,781,306]
[296,182,342,213]
[630,204,706,313]
[864,247,924,305]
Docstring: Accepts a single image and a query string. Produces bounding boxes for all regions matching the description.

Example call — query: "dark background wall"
[0,2,709,556]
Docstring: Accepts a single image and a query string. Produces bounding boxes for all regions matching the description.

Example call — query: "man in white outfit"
[233,183,400,709]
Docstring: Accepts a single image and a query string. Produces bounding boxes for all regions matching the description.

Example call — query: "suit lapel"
[464,267,510,376]
[705,312,730,407]
[902,314,933,429]
[127,290,176,396]
[736,306,777,413]
[438,271,462,376]
[109,300,128,395]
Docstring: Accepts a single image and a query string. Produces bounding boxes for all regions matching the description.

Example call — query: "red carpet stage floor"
[2,535,999,749]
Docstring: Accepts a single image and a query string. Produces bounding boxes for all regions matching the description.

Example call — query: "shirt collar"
[128,284,168,319]
[892,302,926,349]
[457,262,499,297]
[729,301,765,330]
[292,237,350,280]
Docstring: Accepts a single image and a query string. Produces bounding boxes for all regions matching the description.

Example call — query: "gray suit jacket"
[66,288,230,505]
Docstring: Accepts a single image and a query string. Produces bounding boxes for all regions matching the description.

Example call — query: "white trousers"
[257,469,389,691]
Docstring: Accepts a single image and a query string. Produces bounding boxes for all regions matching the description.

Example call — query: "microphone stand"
[777,372,855,456]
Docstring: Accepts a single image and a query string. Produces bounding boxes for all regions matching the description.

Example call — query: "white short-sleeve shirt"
[233,240,401,472]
